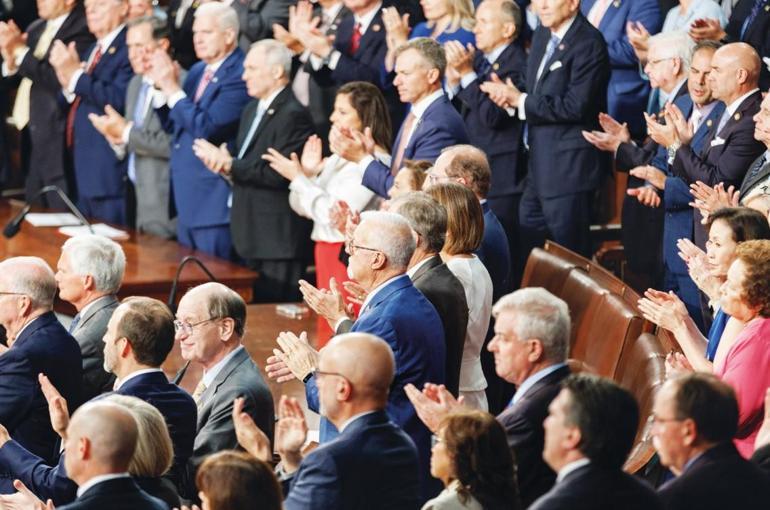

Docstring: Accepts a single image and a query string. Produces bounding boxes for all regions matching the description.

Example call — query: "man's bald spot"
[70,402,138,470]
[322,333,395,399]
[720,43,761,84]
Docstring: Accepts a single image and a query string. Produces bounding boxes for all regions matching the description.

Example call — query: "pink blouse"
[713,317,770,458]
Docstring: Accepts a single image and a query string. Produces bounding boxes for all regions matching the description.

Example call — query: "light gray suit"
[230,0,293,51]
[124,74,176,239]
[186,346,274,472]
[71,294,119,401]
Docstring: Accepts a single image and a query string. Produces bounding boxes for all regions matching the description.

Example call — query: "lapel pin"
[613,0,620,7]
[372,24,381,32]
[192,1,199,8]
[706,119,713,127]
[108,47,115,55]
[558,43,565,51]
[267,108,275,115]
[734,112,741,121]
[765,4,769,10]
[492,62,500,70]
[212,77,219,83]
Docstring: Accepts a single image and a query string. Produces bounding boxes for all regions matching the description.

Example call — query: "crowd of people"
[1,0,770,508]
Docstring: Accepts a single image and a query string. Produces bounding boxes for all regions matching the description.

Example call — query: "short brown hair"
[400,159,432,190]
[442,145,492,198]
[337,81,393,152]
[735,239,770,317]
[425,182,484,255]
[196,451,282,510]
[117,297,175,367]
[395,37,446,79]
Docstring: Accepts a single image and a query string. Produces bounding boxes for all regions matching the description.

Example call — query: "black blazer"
[411,255,469,397]
[725,0,770,89]
[230,87,316,261]
[18,6,93,200]
[529,463,662,510]
[658,442,770,510]
[166,0,198,70]
[497,364,570,508]
[455,43,528,197]
[57,477,168,510]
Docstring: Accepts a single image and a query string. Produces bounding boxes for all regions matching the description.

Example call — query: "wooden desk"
[163,303,321,428]
[0,199,257,310]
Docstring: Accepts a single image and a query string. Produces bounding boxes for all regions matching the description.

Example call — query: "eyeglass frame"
[313,369,350,384]
[0,292,26,297]
[173,316,220,335]
[648,413,686,426]
[646,57,675,67]
[348,244,382,256]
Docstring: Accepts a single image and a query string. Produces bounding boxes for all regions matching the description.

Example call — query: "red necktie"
[391,111,416,174]
[194,68,214,102]
[349,23,362,55]
[66,44,103,148]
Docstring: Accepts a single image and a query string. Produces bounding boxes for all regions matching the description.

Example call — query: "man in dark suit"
[48,0,133,225]
[166,0,198,69]
[669,42,765,246]
[446,0,527,288]
[173,282,275,486]
[654,373,770,510]
[230,0,292,51]
[0,257,82,466]
[406,287,571,507]
[581,0,661,137]
[739,92,770,201]
[55,235,124,401]
[89,15,177,238]
[530,374,662,510]
[481,0,610,258]
[151,2,250,259]
[194,39,315,302]
[0,296,198,504]
[391,193,469,397]
[270,211,445,500]
[0,0,93,209]
[239,333,421,510]
[60,401,166,510]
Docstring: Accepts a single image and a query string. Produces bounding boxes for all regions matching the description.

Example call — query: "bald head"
[433,145,491,198]
[709,43,761,104]
[320,333,395,404]
[0,257,56,311]
[65,402,138,482]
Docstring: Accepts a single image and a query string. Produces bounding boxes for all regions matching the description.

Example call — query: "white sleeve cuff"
[327,50,341,71]
[121,122,134,145]
[67,69,84,94]
[359,154,375,172]
[14,47,29,67]
[506,107,516,117]
[517,93,527,120]
[167,90,187,109]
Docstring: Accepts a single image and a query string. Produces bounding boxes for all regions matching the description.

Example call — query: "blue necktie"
[525,34,560,148]
[68,313,81,334]
[746,153,768,183]
[237,104,265,159]
[740,0,767,40]
[478,56,492,78]
[127,82,151,183]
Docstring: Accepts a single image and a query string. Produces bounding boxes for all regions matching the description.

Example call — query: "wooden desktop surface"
[163,303,321,428]
[0,199,257,312]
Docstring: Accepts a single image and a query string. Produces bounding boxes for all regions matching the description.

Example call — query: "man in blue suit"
[151,2,250,258]
[0,296,198,504]
[446,0,528,289]
[581,0,661,138]
[48,0,133,225]
[239,333,421,510]
[481,0,610,257]
[0,258,82,467]
[269,211,445,501]
[331,37,469,198]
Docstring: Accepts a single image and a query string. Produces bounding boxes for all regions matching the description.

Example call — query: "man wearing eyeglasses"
[0,257,82,467]
[172,281,274,492]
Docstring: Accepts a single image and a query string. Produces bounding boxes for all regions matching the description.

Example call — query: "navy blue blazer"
[478,202,511,300]
[658,442,770,510]
[524,14,610,199]
[529,463,662,510]
[362,95,469,197]
[283,410,420,510]
[0,371,196,504]
[0,312,81,464]
[581,0,661,136]
[455,43,528,197]
[305,275,445,497]
[57,476,167,510]
[160,49,250,229]
[724,0,770,90]
[70,29,133,200]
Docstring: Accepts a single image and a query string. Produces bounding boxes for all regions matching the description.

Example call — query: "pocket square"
[549,61,563,72]
[710,137,726,147]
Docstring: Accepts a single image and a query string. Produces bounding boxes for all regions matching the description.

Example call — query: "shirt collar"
[354,2,382,34]
[725,88,759,118]
[485,42,510,64]
[551,14,577,41]
[205,50,234,75]
[96,24,125,54]
[406,255,437,278]
[360,274,407,312]
[113,368,164,391]
[556,458,590,483]
[78,294,113,319]
[76,473,131,498]
[202,345,244,388]
[258,85,286,114]
[668,78,687,103]
[338,410,378,433]
[511,362,567,406]
[411,89,444,119]
[323,2,344,24]
[47,11,70,33]
[12,315,42,343]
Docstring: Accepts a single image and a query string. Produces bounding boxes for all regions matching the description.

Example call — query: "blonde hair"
[431,0,475,32]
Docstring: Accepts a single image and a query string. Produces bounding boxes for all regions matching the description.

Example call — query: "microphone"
[3,185,94,238]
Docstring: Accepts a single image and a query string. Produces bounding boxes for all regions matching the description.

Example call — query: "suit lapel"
[410,255,442,283]
[536,16,583,85]
[197,49,241,106]
[92,27,126,74]
[527,29,549,92]
[691,102,724,155]
[76,295,118,333]
[705,92,760,155]
[598,1,622,32]
[197,347,249,424]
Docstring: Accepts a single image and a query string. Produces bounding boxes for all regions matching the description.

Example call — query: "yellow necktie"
[192,380,207,405]
[12,21,59,130]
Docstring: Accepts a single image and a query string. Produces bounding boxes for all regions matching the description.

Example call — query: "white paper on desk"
[58,223,129,240]
[24,213,82,227]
